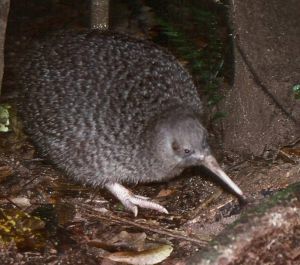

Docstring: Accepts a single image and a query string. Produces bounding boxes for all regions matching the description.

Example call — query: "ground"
[0,128,299,264]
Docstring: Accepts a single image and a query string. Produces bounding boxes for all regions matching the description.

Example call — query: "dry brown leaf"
[156,188,175,198]
[109,231,147,251]
[0,165,13,182]
[281,147,300,157]
[10,197,31,208]
[107,244,173,265]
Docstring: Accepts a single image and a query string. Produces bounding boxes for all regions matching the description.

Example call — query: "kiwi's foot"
[105,182,168,217]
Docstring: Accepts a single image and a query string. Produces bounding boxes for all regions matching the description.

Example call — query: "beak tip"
[230,184,244,198]
[202,155,244,199]
[236,187,244,196]
[238,194,248,205]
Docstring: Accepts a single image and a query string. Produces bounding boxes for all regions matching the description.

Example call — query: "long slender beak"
[201,155,243,197]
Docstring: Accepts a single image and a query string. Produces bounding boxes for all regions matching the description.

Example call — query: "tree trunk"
[221,0,300,157]
[0,0,10,94]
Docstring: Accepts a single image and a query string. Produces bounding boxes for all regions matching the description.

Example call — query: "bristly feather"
[16,30,203,187]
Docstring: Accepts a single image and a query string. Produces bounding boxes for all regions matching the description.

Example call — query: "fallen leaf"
[109,231,147,251]
[281,147,300,157]
[156,188,175,198]
[107,244,173,265]
[0,165,13,182]
[10,197,31,208]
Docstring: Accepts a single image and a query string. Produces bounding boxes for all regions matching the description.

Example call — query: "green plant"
[292,84,300,99]
[148,1,226,110]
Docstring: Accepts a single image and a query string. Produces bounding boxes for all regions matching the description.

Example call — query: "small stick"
[78,203,210,246]
[186,188,223,224]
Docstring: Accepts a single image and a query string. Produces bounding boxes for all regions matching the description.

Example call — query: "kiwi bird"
[15,30,243,216]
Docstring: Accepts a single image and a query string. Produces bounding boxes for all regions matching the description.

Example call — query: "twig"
[185,188,223,224]
[78,203,210,246]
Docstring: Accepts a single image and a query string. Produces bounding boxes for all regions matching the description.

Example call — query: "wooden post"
[0,0,10,94]
[90,0,110,31]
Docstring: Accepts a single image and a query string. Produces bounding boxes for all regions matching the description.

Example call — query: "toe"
[106,182,168,216]
[130,196,169,214]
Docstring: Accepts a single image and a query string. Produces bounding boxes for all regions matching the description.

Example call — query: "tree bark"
[221,0,300,157]
[0,0,10,94]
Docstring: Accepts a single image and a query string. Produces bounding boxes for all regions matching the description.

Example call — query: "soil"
[0,128,299,264]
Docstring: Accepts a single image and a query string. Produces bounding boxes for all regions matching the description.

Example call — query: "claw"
[105,182,169,216]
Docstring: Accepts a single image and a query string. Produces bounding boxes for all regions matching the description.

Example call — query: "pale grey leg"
[105,182,168,217]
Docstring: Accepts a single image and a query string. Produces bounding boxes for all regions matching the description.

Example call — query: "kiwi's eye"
[184,149,191,154]
[172,141,180,152]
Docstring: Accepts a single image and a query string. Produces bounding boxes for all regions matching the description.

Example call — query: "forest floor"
[0,130,299,264]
